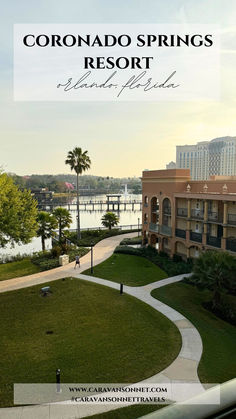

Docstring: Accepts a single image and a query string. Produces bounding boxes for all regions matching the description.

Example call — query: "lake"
[0,194,142,258]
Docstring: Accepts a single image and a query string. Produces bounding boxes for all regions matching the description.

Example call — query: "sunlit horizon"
[0,0,236,177]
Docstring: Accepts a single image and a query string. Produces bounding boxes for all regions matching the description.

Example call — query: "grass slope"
[87,404,164,419]
[151,282,236,384]
[0,259,40,281]
[82,253,167,286]
[0,278,181,407]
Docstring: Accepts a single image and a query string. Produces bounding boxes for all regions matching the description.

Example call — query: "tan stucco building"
[142,169,236,258]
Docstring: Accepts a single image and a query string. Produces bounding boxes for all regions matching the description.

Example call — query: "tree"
[37,211,57,251]
[65,147,91,240]
[190,250,236,309]
[0,173,38,248]
[101,212,119,230]
[52,207,72,242]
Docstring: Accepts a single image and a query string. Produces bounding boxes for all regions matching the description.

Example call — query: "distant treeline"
[9,173,142,194]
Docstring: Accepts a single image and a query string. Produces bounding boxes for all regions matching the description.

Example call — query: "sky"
[0,0,236,177]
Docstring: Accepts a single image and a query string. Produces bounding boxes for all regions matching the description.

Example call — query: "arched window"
[163,198,171,215]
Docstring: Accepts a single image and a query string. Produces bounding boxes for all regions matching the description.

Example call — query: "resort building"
[176,136,236,180]
[142,169,236,258]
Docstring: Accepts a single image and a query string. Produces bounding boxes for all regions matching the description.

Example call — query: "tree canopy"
[101,212,119,230]
[189,250,236,308]
[65,147,91,176]
[37,211,57,251]
[52,207,72,242]
[65,147,91,240]
[0,173,38,248]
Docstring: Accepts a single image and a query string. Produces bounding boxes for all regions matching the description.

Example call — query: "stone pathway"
[0,234,204,419]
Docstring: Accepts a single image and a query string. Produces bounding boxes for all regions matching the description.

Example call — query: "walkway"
[0,233,203,419]
[0,232,137,293]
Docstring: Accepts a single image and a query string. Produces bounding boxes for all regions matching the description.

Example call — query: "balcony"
[191,209,204,220]
[226,238,236,252]
[163,207,171,215]
[149,222,159,233]
[228,214,236,226]
[177,208,188,217]
[190,231,202,243]
[160,225,172,236]
[149,223,172,236]
[207,235,222,248]
[175,228,186,239]
[208,212,222,223]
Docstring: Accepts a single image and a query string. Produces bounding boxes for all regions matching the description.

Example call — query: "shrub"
[114,246,141,256]
[35,258,59,271]
[31,246,89,271]
[67,228,139,247]
[187,250,236,309]
[203,294,236,326]
[51,245,63,258]
[0,253,31,264]
[172,254,183,263]
[67,247,88,262]
[120,237,142,245]
[158,251,169,258]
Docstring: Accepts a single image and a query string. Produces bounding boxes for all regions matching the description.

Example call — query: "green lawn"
[87,404,165,419]
[82,253,167,286]
[151,282,236,384]
[0,259,40,281]
[0,278,181,407]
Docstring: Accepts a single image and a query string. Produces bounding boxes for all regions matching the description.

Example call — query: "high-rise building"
[176,136,236,180]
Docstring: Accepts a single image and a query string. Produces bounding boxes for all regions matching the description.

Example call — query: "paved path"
[0,234,203,419]
[0,232,137,293]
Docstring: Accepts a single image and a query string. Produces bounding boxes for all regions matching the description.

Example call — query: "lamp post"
[90,242,94,274]
[138,217,140,237]
[56,368,61,393]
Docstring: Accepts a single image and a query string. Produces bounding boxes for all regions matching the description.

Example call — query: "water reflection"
[0,194,142,258]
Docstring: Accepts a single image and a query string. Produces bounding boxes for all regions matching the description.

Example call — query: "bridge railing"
[52,224,141,245]
[66,224,142,233]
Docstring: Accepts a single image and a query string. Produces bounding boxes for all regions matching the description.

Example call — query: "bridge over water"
[39,194,142,212]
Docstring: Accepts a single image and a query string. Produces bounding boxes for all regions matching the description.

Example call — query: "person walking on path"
[74,255,80,269]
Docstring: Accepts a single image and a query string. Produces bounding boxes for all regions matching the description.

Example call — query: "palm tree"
[53,207,72,242]
[65,147,91,240]
[101,212,119,230]
[190,250,236,309]
[37,211,57,251]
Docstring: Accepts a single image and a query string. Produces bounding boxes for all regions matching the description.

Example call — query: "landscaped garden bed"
[31,245,88,271]
[119,236,142,245]
[67,228,139,247]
